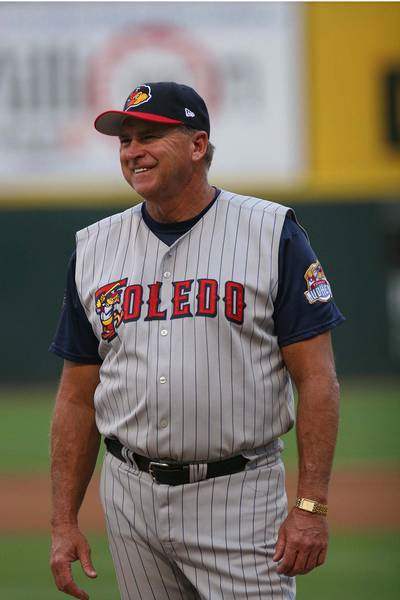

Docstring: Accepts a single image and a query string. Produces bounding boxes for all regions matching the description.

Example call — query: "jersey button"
[163,271,171,279]
[160,329,168,336]
[159,419,168,429]
[159,376,167,384]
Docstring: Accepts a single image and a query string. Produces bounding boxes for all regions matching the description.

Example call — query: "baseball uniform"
[51,188,344,599]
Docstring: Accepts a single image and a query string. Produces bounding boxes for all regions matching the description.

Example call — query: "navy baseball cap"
[94,82,210,137]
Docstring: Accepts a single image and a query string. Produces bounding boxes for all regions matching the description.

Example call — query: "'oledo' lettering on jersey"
[95,278,246,342]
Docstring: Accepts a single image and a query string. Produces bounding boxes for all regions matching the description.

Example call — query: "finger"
[272,532,286,562]
[78,543,97,578]
[317,547,328,567]
[303,549,321,574]
[276,546,297,575]
[286,550,310,577]
[59,578,89,600]
[52,560,89,600]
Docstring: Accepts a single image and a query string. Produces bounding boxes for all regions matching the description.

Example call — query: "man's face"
[118,120,196,200]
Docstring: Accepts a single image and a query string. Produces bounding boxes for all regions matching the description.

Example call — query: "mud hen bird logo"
[95,279,128,341]
[124,85,152,110]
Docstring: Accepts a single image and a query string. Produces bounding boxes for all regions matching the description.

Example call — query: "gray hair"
[179,126,215,171]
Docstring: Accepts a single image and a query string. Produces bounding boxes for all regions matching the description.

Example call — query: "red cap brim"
[94,110,183,136]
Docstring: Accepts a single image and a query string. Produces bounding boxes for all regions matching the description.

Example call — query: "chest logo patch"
[304,261,332,304]
[95,279,128,341]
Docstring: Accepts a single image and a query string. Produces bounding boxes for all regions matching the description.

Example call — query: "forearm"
[295,374,340,503]
[50,363,101,527]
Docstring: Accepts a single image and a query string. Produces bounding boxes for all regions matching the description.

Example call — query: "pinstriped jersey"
[75,190,295,461]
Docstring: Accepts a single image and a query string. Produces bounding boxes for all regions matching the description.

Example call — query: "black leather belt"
[105,437,249,486]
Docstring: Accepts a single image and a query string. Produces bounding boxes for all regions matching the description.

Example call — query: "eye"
[119,138,130,146]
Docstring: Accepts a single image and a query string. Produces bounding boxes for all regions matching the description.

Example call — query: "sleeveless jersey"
[75,190,295,461]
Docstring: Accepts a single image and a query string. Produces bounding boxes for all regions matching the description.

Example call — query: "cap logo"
[124,85,152,111]
[185,108,195,117]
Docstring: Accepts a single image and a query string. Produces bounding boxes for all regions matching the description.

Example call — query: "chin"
[130,181,158,199]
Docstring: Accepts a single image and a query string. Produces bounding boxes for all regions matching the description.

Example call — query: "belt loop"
[189,463,208,483]
[121,446,139,472]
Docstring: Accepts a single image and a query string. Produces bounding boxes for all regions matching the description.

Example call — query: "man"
[50,81,344,600]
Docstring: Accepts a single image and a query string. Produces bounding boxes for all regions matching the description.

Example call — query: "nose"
[121,138,146,161]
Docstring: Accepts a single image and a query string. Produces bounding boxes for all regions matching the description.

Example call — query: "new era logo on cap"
[94,82,210,137]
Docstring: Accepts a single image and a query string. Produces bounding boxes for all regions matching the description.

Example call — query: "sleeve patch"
[304,261,332,304]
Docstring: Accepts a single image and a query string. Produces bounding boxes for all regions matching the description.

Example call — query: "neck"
[144,176,215,223]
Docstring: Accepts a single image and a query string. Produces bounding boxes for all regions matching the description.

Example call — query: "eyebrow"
[119,126,158,136]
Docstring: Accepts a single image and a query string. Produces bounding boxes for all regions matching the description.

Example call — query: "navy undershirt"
[50,195,344,364]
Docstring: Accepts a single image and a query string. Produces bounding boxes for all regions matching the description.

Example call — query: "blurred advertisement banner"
[0,2,305,198]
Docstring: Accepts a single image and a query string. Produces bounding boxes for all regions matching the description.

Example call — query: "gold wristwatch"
[295,498,328,516]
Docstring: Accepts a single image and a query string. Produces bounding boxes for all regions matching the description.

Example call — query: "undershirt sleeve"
[49,251,102,364]
[273,216,345,347]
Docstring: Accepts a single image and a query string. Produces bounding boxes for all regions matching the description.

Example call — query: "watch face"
[301,499,316,512]
[296,498,328,516]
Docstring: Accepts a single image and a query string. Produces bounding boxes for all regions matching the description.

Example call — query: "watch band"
[295,497,328,516]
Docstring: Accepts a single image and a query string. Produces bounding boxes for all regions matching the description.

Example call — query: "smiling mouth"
[133,167,153,174]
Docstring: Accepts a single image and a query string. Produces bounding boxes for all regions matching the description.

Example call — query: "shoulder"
[219,189,292,219]
[75,203,143,244]
[280,213,309,242]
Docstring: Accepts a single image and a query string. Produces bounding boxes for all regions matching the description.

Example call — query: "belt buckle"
[148,461,172,482]
[148,461,191,484]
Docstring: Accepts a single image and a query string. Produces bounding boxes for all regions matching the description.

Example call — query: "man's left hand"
[272,507,328,576]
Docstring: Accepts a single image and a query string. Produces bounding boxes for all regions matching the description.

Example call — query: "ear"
[191,131,209,163]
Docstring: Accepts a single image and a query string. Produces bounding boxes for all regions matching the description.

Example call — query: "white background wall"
[0,2,306,197]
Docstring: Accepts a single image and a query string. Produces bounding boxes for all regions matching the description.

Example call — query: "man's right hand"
[50,525,97,600]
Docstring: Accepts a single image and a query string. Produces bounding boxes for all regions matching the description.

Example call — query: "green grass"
[0,388,54,473]
[0,533,398,599]
[282,378,400,468]
[0,386,105,473]
[0,379,399,473]
[297,533,400,600]
[0,533,118,600]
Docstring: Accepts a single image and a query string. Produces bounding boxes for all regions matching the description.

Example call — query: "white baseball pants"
[100,451,295,599]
